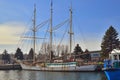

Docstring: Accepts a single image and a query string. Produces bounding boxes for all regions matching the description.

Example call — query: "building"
[90,52,101,61]
[73,50,101,62]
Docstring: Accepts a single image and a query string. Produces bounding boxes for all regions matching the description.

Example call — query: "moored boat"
[18,1,97,72]
[103,49,120,80]
[19,61,96,71]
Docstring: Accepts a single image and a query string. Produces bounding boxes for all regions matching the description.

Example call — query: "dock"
[0,64,22,70]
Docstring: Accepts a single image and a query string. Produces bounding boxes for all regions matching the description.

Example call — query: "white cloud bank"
[0,22,102,53]
[0,22,27,45]
[75,36,102,51]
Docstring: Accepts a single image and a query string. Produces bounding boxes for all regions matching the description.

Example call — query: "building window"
[119,55,120,60]
[114,55,117,60]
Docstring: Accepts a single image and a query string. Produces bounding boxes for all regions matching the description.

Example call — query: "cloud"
[0,22,27,45]
[82,39,101,51]
[74,35,102,51]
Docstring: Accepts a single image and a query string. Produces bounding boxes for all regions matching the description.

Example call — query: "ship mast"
[69,5,73,55]
[33,4,36,62]
[49,0,53,61]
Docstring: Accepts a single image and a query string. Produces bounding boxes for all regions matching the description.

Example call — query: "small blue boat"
[103,49,120,80]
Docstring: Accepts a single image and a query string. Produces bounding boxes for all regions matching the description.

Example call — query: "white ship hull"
[20,62,97,72]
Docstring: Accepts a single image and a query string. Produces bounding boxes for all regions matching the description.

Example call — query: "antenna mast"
[69,4,73,55]
[33,4,36,62]
[49,0,53,61]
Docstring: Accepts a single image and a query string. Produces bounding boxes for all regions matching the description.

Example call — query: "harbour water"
[0,70,107,80]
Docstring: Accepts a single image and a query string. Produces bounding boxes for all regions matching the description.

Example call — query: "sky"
[0,0,120,54]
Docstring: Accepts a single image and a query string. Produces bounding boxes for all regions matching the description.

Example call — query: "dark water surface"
[0,70,107,80]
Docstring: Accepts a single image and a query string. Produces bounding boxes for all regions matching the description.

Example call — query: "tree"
[84,49,89,53]
[14,48,24,60]
[65,45,69,54]
[56,45,61,56]
[27,48,34,60]
[74,44,83,55]
[101,26,119,58]
[2,50,10,64]
[50,51,54,60]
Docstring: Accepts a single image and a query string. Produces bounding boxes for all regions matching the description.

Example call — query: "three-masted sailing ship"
[18,2,97,71]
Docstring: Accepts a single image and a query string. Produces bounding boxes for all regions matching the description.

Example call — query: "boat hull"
[104,69,120,80]
[20,63,97,72]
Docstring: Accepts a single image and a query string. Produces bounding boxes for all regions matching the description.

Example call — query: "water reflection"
[0,70,107,80]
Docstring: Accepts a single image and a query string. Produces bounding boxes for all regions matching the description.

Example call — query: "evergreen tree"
[27,48,34,60]
[84,49,89,53]
[2,50,10,64]
[15,48,24,60]
[51,51,54,60]
[74,44,83,55]
[101,26,119,58]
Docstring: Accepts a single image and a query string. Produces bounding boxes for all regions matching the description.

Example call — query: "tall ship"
[103,49,120,80]
[17,1,97,72]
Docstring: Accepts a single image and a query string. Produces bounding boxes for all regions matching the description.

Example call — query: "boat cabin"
[104,49,120,69]
[109,49,120,61]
